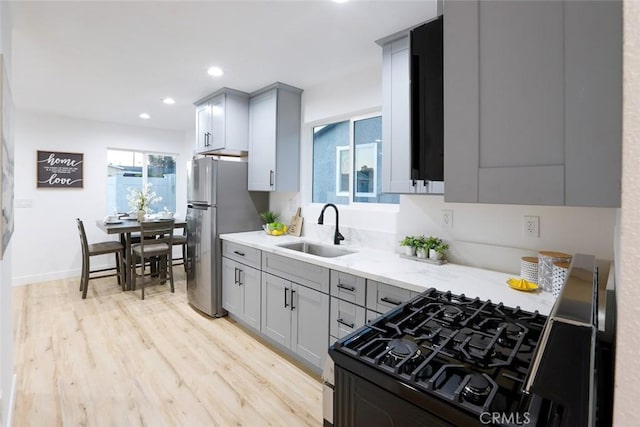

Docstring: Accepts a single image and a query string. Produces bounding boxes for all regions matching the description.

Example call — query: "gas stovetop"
[330,288,547,420]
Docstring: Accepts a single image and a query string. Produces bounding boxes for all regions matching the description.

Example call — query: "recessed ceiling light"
[139,113,150,120]
[162,97,175,105]
[207,66,224,77]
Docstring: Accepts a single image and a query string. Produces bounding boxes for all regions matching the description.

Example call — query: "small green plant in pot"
[430,241,449,260]
[415,236,430,259]
[260,211,280,224]
[400,236,419,256]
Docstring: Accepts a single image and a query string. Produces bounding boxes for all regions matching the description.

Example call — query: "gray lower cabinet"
[261,272,329,369]
[366,280,415,314]
[330,297,366,341]
[221,257,261,330]
[443,0,621,207]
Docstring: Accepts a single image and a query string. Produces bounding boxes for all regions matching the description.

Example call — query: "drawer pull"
[337,283,356,292]
[233,251,245,257]
[380,297,402,306]
[337,319,355,329]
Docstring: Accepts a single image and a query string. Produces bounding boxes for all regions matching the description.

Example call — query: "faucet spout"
[317,203,345,245]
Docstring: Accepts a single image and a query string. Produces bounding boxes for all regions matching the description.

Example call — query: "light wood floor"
[12,271,323,426]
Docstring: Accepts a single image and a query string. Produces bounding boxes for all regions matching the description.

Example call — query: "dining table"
[96,217,187,291]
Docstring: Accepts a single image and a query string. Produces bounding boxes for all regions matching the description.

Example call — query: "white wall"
[12,111,190,285]
[614,1,640,424]
[0,1,14,424]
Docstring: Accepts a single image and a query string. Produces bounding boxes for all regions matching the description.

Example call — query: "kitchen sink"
[276,242,356,258]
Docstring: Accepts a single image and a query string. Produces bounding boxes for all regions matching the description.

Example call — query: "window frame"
[107,148,179,214]
[306,110,399,212]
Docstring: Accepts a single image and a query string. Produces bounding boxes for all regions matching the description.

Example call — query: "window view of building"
[107,149,177,214]
[312,115,399,205]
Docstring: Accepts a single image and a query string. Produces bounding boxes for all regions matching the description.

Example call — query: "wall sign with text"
[37,150,84,188]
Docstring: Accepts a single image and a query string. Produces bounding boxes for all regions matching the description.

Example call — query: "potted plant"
[413,236,428,258]
[430,240,449,260]
[127,183,162,221]
[400,236,418,256]
[260,211,280,224]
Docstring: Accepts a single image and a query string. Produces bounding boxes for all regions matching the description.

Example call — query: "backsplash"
[269,192,617,275]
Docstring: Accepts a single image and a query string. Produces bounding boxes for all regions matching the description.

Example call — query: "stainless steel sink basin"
[276,242,356,258]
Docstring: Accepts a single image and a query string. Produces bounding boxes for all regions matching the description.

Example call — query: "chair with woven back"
[76,218,126,299]
[131,219,175,300]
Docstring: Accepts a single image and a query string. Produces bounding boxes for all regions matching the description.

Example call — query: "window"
[107,149,177,214]
[312,115,399,205]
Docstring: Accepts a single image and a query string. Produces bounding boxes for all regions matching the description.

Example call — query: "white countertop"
[220,231,556,315]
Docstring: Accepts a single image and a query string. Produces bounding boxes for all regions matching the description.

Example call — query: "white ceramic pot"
[429,249,443,260]
[404,246,416,256]
[416,248,428,259]
[137,210,145,222]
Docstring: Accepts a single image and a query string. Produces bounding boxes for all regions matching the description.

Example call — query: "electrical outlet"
[442,209,453,229]
[524,215,540,238]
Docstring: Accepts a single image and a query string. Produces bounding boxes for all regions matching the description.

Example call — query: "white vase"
[429,249,443,260]
[416,248,428,259]
[137,210,145,222]
[403,246,416,256]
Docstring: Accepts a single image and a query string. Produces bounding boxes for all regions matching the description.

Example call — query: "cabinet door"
[196,103,212,150]
[248,89,277,191]
[261,273,291,347]
[291,283,329,369]
[221,257,241,315]
[381,35,416,194]
[209,94,226,151]
[240,265,261,330]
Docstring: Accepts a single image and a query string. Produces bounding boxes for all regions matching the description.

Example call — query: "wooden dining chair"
[131,219,175,300]
[76,218,126,299]
[171,222,188,272]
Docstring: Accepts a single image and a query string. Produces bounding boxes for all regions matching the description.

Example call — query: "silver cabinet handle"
[238,269,243,286]
[234,267,239,284]
[337,283,355,292]
[381,297,401,306]
[337,319,354,329]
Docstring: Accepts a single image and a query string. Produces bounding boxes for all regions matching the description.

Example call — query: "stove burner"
[442,306,463,322]
[386,338,420,360]
[462,374,492,404]
[500,322,522,337]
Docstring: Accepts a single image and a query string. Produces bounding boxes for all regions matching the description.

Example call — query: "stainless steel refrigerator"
[186,157,268,317]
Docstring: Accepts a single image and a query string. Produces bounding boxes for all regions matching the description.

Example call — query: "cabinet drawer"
[262,252,329,294]
[366,280,412,313]
[330,297,366,340]
[222,241,261,269]
[330,271,366,306]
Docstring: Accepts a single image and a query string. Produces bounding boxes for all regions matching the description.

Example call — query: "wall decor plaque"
[37,150,83,188]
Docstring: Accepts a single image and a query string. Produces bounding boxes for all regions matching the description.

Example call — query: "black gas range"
[328,254,615,427]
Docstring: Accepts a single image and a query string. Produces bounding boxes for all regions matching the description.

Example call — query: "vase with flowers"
[127,183,162,221]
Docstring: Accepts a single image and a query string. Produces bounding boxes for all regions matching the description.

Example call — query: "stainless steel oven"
[327,253,615,426]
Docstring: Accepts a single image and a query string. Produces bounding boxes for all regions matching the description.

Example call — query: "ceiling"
[8,0,435,132]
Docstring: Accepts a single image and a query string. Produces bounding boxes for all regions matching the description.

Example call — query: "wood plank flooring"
[12,272,323,426]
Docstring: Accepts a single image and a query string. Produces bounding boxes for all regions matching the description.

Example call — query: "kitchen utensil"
[287,207,303,237]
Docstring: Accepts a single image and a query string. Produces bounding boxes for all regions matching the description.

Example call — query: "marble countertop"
[219,231,556,315]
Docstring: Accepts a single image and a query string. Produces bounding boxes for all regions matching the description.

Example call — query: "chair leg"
[81,259,90,299]
[182,244,187,273]
[140,256,145,300]
[169,254,175,293]
[115,253,121,287]
[117,252,126,291]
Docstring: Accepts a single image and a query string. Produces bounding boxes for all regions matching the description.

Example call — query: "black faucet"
[318,203,345,245]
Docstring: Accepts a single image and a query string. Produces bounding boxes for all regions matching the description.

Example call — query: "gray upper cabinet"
[194,88,249,156]
[248,82,303,192]
[444,0,621,207]
[381,35,414,194]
